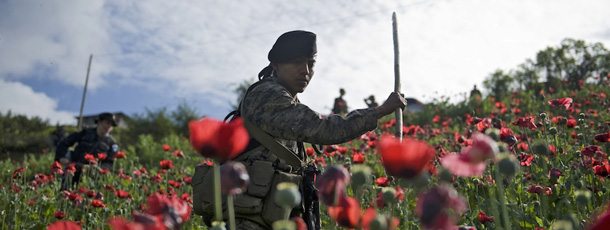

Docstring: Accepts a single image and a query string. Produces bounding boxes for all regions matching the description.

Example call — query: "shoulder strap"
[242,118,304,169]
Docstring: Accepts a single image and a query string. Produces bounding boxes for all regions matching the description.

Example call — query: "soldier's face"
[97,120,113,135]
[273,56,316,96]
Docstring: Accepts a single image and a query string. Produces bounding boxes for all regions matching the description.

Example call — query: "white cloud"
[1,0,609,119]
[0,79,75,125]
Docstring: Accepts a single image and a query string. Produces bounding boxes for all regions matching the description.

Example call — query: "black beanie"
[259,30,317,79]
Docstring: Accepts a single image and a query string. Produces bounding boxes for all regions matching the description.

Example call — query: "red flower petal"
[379,135,435,178]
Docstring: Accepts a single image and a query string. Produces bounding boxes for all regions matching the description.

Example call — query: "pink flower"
[316,165,350,206]
[441,133,498,177]
[416,183,468,230]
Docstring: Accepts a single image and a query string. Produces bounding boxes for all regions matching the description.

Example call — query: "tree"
[230,77,256,110]
[483,69,514,100]
[171,101,201,138]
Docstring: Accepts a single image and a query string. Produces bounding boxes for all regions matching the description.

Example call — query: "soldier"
[223,30,406,230]
[364,95,379,108]
[55,112,119,190]
[332,88,348,115]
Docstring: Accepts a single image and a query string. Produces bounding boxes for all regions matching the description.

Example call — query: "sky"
[1,0,609,125]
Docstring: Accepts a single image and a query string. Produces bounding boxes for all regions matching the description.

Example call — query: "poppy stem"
[227,194,236,230]
[213,159,223,222]
[494,164,511,230]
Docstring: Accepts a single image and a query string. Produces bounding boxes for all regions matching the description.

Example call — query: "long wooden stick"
[392,12,403,141]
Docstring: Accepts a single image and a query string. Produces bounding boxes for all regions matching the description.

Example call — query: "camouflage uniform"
[241,77,378,151]
[235,76,378,229]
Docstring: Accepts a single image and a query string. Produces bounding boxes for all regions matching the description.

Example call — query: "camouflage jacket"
[240,77,379,158]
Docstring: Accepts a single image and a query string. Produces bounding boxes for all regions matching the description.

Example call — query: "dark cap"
[268,30,317,63]
[95,112,118,127]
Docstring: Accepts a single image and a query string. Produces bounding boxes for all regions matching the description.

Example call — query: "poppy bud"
[497,154,519,177]
[577,133,584,140]
[560,117,568,125]
[531,141,549,155]
[485,128,500,141]
[220,162,250,195]
[549,127,558,135]
[275,182,301,209]
[381,187,396,205]
[351,165,372,190]
[550,220,573,230]
[574,190,591,206]
[539,112,547,119]
[369,215,388,230]
[210,221,227,230]
[438,168,454,183]
[272,220,296,230]
[579,113,586,119]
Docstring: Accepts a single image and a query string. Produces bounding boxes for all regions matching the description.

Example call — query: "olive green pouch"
[261,170,303,226]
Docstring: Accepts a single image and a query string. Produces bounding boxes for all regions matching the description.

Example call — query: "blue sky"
[1,0,609,125]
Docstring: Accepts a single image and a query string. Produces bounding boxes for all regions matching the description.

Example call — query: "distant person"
[55,112,119,190]
[51,124,65,148]
[364,95,378,108]
[332,88,348,115]
[470,85,482,99]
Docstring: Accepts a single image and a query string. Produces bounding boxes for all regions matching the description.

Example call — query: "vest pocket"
[245,160,275,198]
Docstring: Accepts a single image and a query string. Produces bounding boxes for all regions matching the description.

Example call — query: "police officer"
[55,112,119,189]
[231,30,406,230]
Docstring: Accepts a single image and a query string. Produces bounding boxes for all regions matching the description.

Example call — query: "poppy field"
[2,76,610,230]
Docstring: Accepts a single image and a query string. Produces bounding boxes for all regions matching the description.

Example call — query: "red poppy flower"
[305,147,315,156]
[328,196,361,228]
[548,168,562,179]
[518,152,534,166]
[162,144,171,151]
[527,185,552,195]
[97,153,107,161]
[352,152,366,163]
[566,119,577,128]
[291,217,307,230]
[47,221,82,230]
[511,117,537,130]
[548,97,573,109]
[582,145,602,157]
[99,168,110,174]
[145,192,191,223]
[159,160,174,169]
[114,151,126,159]
[379,135,435,179]
[54,211,67,219]
[150,174,162,183]
[478,211,494,224]
[12,167,26,179]
[116,190,132,199]
[441,133,498,177]
[593,165,610,177]
[84,154,96,164]
[107,217,146,230]
[415,183,467,230]
[90,199,106,208]
[594,133,610,143]
[173,150,184,158]
[67,192,83,204]
[28,200,35,206]
[375,177,389,187]
[189,117,249,162]
[51,161,64,174]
